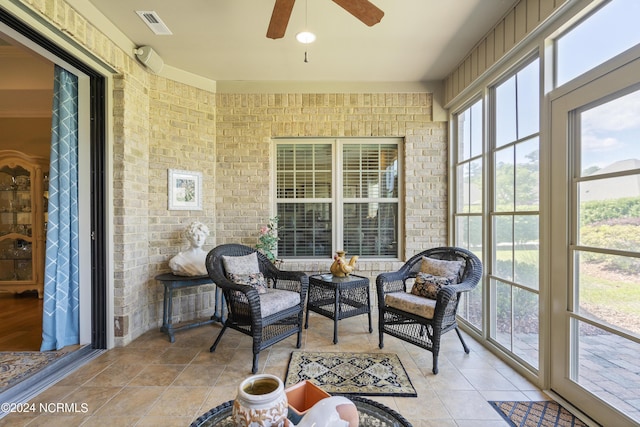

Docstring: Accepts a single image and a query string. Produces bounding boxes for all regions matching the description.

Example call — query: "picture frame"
[168,169,202,210]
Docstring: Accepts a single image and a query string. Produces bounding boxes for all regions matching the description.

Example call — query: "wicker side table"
[305,273,372,344]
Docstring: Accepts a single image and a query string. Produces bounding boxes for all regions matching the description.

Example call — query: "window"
[453,99,484,331]
[491,57,540,369]
[276,139,401,259]
[556,0,640,86]
[453,57,541,370]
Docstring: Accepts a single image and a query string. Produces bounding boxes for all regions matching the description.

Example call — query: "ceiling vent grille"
[136,11,173,35]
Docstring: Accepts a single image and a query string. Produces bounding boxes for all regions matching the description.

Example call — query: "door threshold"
[0,345,105,418]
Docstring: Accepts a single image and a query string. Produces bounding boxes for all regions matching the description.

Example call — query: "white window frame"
[273,137,403,260]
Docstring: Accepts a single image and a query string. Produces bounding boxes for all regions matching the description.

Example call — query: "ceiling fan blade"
[332,0,384,27]
[267,0,296,39]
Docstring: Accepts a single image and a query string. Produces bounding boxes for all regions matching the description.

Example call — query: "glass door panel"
[550,59,640,425]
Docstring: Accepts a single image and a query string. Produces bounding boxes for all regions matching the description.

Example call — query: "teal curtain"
[41,65,80,351]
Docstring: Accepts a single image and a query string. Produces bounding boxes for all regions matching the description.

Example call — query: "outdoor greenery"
[580,197,640,225]
[580,198,640,273]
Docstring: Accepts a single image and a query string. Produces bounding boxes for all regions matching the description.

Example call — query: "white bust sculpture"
[169,221,210,276]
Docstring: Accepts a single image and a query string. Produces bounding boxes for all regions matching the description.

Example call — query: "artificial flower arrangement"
[256,216,279,263]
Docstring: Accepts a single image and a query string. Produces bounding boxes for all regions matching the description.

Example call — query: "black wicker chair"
[376,246,482,374]
[205,244,309,373]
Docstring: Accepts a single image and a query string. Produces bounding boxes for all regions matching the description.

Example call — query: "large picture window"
[276,139,401,259]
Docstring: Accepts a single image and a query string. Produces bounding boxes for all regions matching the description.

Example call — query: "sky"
[557,0,640,172]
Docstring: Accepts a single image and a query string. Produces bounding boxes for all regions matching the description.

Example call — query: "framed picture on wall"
[168,169,202,210]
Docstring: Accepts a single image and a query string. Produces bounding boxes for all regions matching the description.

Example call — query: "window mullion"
[335,140,343,254]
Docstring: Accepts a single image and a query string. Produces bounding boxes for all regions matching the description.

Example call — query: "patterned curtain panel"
[41,65,80,351]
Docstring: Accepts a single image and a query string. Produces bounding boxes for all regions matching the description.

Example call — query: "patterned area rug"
[490,401,589,427]
[285,351,417,397]
[0,351,64,392]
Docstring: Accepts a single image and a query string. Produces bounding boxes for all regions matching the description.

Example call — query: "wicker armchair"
[205,244,309,373]
[376,247,482,374]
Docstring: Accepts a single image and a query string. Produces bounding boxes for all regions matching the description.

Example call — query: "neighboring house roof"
[581,159,640,201]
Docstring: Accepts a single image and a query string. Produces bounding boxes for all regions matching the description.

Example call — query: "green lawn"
[494,249,640,333]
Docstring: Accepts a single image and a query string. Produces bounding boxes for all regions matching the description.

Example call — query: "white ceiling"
[79,0,518,84]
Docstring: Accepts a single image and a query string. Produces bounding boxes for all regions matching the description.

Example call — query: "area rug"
[490,401,589,427]
[0,351,64,392]
[284,351,417,397]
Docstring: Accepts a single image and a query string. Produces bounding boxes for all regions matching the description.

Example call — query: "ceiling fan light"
[296,31,316,44]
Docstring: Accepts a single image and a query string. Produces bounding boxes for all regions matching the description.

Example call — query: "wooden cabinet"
[0,150,48,298]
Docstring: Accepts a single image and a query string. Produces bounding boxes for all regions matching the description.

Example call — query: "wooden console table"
[155,273,225,343]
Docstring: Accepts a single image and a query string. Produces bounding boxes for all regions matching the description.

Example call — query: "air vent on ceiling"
[136,11,173,35]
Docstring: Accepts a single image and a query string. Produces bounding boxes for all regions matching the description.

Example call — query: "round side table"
[190,395,412,427]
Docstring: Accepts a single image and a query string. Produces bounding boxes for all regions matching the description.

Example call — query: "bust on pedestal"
[169,221,210,276]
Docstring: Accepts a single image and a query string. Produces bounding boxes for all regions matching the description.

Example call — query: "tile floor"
[0,312,549,426]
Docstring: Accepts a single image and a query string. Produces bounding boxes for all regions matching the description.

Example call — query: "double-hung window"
[276,138,401,259]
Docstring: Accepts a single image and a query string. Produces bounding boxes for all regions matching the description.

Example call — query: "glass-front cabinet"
[0,150,48,298]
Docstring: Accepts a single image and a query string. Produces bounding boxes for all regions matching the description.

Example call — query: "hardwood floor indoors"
[0,291,43,351]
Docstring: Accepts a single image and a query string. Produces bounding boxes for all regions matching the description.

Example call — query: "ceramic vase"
[295,396,359,427]
[233,374,288,427]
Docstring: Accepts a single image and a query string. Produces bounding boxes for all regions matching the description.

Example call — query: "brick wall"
[216,93,448,282]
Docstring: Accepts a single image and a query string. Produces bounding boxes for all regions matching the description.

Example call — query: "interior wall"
[0,118,50,157]
[0,41,53,158]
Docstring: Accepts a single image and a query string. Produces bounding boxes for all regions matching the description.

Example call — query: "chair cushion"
[411,273,455,300]
[222,252,260,275]
[259,289,301,318]
[385,292,436,319]
[420,256,463,281]
[228,272,268,294]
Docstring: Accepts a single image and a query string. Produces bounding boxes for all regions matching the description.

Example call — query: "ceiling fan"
[266,0,384,39]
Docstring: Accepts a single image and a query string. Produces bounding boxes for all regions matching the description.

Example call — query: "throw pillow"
[228,272,268,294]
[420,256,463,281]
[222,252,260,275]
[410,273,455,300]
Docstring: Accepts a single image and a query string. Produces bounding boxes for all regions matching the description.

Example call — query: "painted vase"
[233,374,288,427]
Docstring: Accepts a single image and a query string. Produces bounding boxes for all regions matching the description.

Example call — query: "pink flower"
[260,226,270,235]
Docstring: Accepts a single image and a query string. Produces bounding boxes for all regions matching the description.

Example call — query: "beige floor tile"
[436,389,505,421]
[19,415,89,426]
[146,386,210,417]
[394,389,451,420]
[136,415,194,426]
[458,368,521,391]
[53,358,111,387]
[157,346,200,364]
[0,303,548,426]
[59,385,122,415]
[86,363,145,387]
[173,364,225,387]
[128,364,186,386]
[93,386,165,417]
[78,416,141,426]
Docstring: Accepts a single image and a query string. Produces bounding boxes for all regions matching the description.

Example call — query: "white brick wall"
[216,93,448,283]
